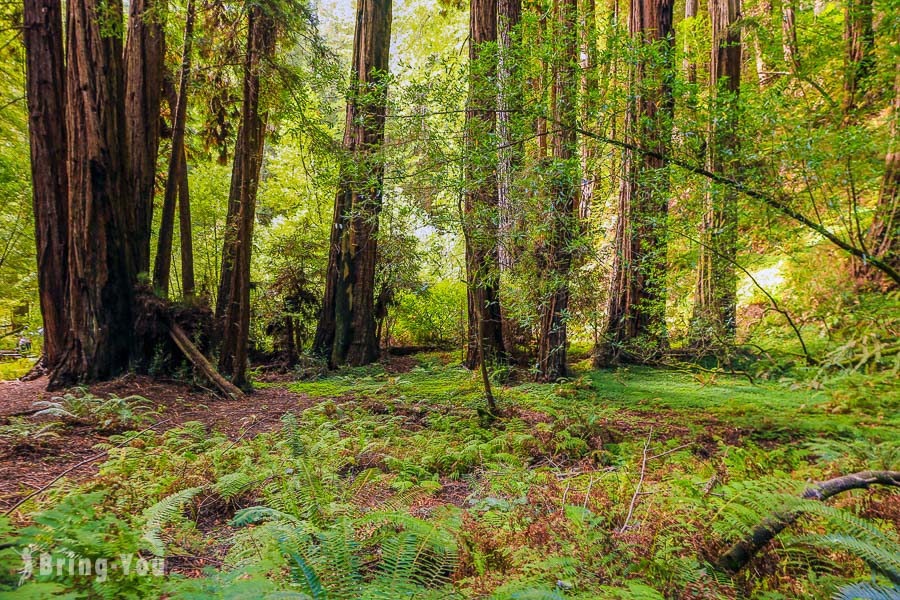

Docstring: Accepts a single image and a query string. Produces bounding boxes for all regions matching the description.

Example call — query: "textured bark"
[178,147,196,300]
[24,0,69,371]
[464,0,506,369]
[594,0,674,366]
[841,0,874,116]
[691,0,741,346]
[125,0,166,274]
[536,0,578,382]
[859,38,899,285]
[314,0,393,367]
[217,6,274,386]
[497,0,524,357]
[56,0,136,384]
[782,0,800,73]
[717,471,900,575]
[153,0,195,297]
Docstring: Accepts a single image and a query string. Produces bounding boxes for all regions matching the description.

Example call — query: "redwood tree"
[594,0,674,366]
[313,0,393,367]
[55,0,136,384]
[217,4,275,385]
[125,0,166,274]
[23,0,69,372]
[464,0,506,369]
[153,0,196,297]
[536,0,578,381]
[691,0,741,346]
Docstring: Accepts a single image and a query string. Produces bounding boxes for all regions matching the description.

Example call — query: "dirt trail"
[0,375,312,513]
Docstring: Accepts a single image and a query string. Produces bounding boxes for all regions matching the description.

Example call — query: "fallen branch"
[717,470,900,574]
[620,428,653,532]
[166,319,243,400]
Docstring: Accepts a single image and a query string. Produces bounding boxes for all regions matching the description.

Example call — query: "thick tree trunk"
[536,0,578,382]
[594,0,674,366]
[691,0,741,347]
[841,0,874,116]
[217,5,274,386]
[465,0,506,369]
[125,0,165,275]
[313,0,393,368]
[55,0,136,385]
[24,0,69,372]
[153,0,195,297]
[859,37,899,285]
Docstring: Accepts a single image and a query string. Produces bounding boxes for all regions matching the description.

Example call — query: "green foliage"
[32,391,156,429]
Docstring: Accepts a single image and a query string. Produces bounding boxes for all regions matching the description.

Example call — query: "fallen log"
[717,471,900,574]
[167,319,243,400]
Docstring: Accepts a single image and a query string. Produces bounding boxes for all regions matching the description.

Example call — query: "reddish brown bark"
[841,0,874,115]
[313,0,393,367]
[56,0,136,384]
[153,0,195,297]
[125,0,166,274]
[595,0,674,366]
[217,5,274,385]
[691,0,741,346]
[536,0,578,381]
[24,0,69,371]
[464,0,506,369]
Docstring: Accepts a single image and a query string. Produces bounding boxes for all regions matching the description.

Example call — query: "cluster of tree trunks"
[313,0,394,368]
[690,0,741,347]
[594,0,674,366]
[25,0,269,388]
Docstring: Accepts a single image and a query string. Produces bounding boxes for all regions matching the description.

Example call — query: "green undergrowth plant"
[3,355,898,598]
[32,390,156,429]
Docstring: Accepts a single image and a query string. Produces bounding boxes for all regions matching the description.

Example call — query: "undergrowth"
[1,355,897,598]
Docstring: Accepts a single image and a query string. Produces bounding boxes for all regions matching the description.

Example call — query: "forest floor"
[0,352,898,598]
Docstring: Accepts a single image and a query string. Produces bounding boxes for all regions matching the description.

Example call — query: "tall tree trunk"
[465,0,506,369]
[782,0,800,73]
[217,5,274,385]
[153,0,195,297]
[24,0,69,372]
[124,0,165,275]
[55,0,136,384]
[860,35,900,285]
[683,0,698,84]
[579,0,598,223]
[536,0,578,381]
[691,0,741,347]
[841,0,874,116]
[497,0,524,357]
[594,0,674,366]
[313,0,393,367]
[178,147,196,301]
[753,0,773,84]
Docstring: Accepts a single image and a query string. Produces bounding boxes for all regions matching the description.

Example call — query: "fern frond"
[832,581,900,600]
[141,486,203,556]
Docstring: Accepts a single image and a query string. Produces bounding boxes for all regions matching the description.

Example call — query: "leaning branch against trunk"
[716,470,900,574]
[570,126,900,286]
[167,319,244,399]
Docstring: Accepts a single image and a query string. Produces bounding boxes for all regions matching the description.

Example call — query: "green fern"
[832,581,900,600]
[142,487,203,556]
